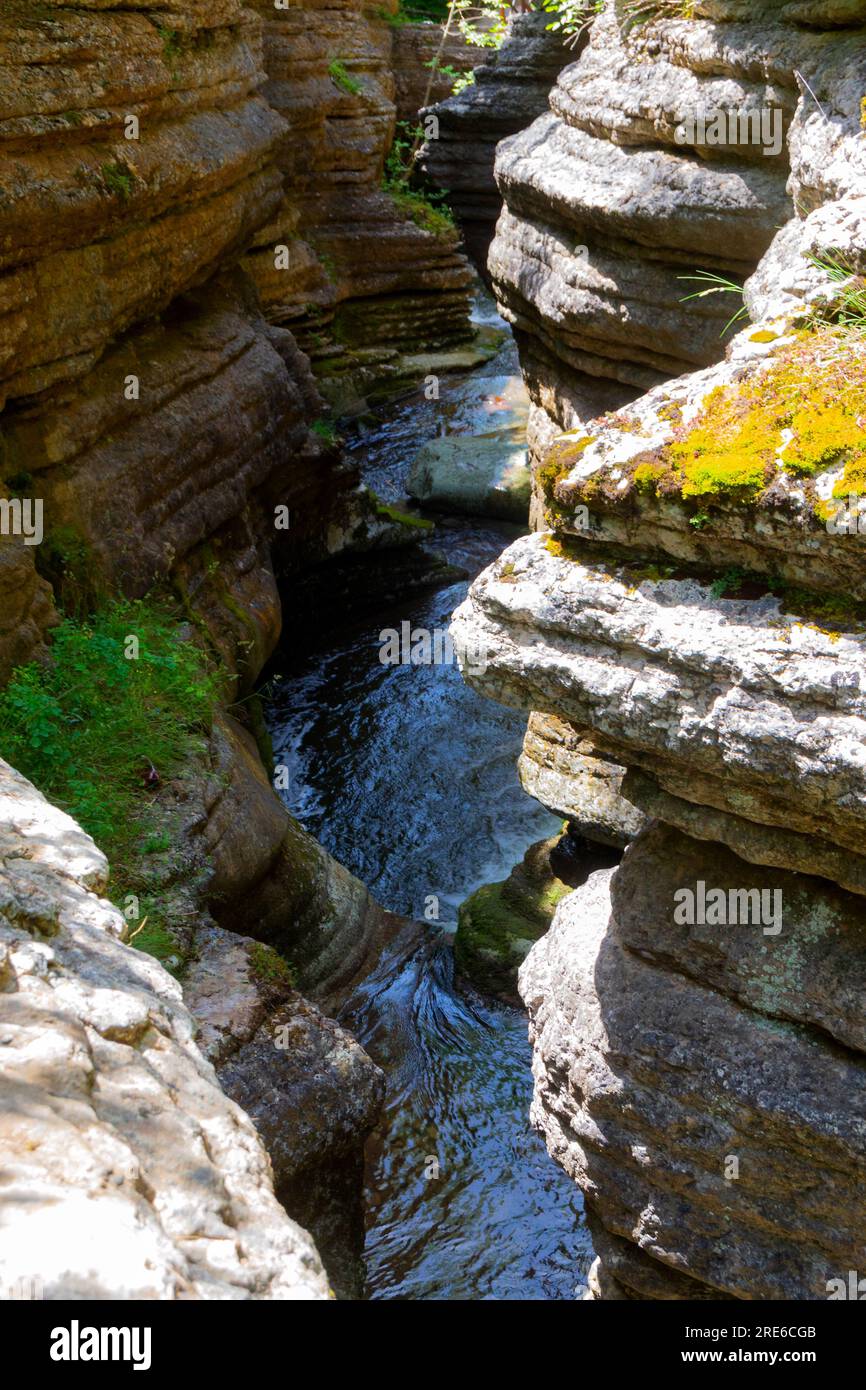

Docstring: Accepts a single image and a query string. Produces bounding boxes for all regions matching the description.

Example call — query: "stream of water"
[265,304,596,1299]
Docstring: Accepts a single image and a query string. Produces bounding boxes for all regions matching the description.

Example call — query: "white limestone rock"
[0,759,330,1301]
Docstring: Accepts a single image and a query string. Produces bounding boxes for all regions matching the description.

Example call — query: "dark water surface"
[266,304,594,1299]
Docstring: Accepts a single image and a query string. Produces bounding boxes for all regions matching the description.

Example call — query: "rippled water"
[265,300,595,1299]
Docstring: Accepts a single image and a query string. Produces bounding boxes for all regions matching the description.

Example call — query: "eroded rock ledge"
[452,536,866,1296]
[453,0,866,1300]
[0,759,330,1300]
[241,0,477,410]
[0,0,443,1300]
[419,12,575,274]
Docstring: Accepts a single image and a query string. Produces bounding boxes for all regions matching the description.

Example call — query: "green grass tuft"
[101,161,135,201]
[327,59,362,96]
[0,599,221,969]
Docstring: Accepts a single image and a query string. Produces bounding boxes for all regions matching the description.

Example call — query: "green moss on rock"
[543,329,866,522]
[454,835,577,1002]
[249,941,298,990]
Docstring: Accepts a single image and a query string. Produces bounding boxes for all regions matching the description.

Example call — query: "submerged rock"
[454,828,617,1001]
[407,435,531,522]
[455,834,572,1001]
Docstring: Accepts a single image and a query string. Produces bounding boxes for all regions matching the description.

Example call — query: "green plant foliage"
[157,24,182,67]
[679,270,749,337]
[806,252,866,336]
[249,941,297,989]
[101,161,135,201]
[310,417,339,445]
[386,183,457,236]
[35,526,97,616]
[450,0,507,48]
[0,600,220,940]
[541,0,603,46]
[327,59,363,95]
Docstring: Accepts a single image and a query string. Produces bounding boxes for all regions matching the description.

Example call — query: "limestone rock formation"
[407,434,531,521]
[419,12,575,273]
[136,711,405,1006]
[452,533,866,858]
[455,827,618,1001]
[485,2,840,461]
[519,711,645,847]
[392,20,480,124]
[453,0,866,1300]
[2,272,356,685]
[0,0,285,406]
[184,922,384,1298]
[0,0,473,680]
[0,1,374,687]
[0,2,452,1304]
[520,868,866,1301]
[242,0,477,410]
[0,530,55,685]
[0,759,330,1300]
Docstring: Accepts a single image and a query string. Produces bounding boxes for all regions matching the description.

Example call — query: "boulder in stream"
[407,434,531,522]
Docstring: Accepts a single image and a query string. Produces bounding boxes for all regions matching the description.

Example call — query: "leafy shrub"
[383,121,457,238]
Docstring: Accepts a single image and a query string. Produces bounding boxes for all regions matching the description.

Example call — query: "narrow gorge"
[1,0,865,1319]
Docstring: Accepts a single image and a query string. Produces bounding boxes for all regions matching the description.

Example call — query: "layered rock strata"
[519,863,866,1301]
[0,0,469,673]
[452,534,866,1297]
[0,760,330,1300]
[242,0,477,410]
[519,711,645,847]
[0,0,436,1298]
[452,0,866,1298]
[184,922,384,1298]
[0,1,369,683]
[488,2,810,463]
[419,12,575,274]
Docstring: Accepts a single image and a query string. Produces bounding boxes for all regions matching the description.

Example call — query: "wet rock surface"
[454,829,610,1002]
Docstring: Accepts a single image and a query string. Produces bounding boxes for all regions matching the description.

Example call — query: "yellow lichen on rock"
[662,330,866,503]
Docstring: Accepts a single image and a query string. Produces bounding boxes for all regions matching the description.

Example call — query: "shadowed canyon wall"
[419,10,576,275]
[241,0,478,411]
